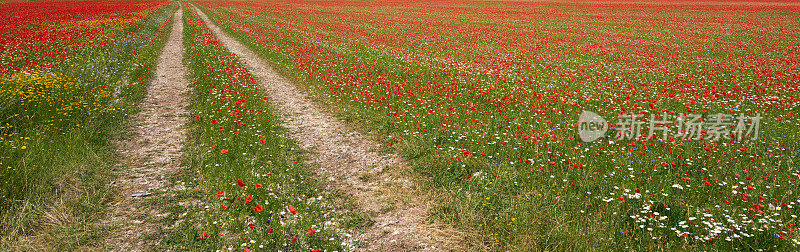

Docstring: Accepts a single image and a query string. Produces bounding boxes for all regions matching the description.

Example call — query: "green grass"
[159,6,361,251]
[0,3,178,249]
[194,2,800,251]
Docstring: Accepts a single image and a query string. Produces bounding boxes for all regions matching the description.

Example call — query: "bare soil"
[104,6,189,251]
[192,5,461,251]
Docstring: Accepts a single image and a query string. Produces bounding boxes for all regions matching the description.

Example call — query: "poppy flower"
[260,138,266,144]
[267,228,274,234]
[254,183,262,188]
[221,203,228,210]
[221,149,228,153]
[308,229,316,235]
[237,180,246,187]
[216,190,224,197]
[253,204,263,211]
[245,194,252,204]
[248,223,255,229]
[288,205,297,214]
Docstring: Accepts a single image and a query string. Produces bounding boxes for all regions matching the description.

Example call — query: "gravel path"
[105,5,188,251]
[192,5,459,251]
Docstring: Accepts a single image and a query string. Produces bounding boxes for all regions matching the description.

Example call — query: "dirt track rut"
[106,5,188,251]
[192,5,458,251]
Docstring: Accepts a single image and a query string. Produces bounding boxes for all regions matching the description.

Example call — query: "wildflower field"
[168,7,356,250]
[193,0,800,250]
[2,0,800,251]
[0,0,175,248]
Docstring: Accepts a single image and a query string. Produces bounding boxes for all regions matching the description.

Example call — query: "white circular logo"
[577,110,607,142]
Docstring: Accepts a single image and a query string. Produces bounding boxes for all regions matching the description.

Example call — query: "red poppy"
[237,180,246,187]
[308,229,316,235]
[248,223,255,229]
[245,194,253,204]
[254,183,262,188]
[253,204,263,211]
[267,228,274,234]
[288,205,297,214]
[260,138,266,144]
[221,149,228,154]
[216,190,224,197]
[221,203,228,210]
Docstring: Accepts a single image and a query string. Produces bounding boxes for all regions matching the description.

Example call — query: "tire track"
[105,5,189,251]
[191,5,459,251]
